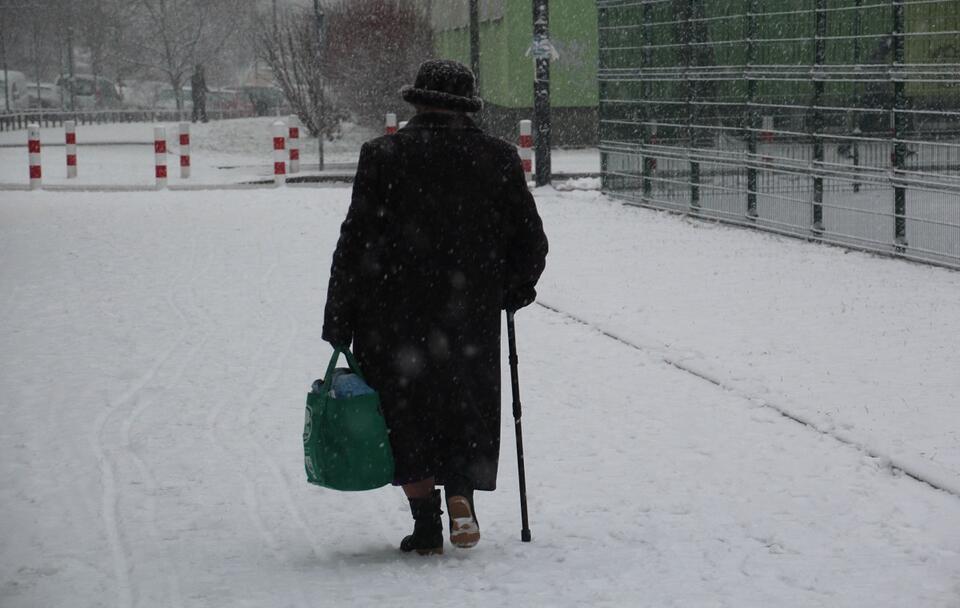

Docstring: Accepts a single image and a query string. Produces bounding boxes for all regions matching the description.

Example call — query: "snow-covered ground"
[2,182,959,607]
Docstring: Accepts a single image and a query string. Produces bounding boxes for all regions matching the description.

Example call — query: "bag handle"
[323,346,366,386]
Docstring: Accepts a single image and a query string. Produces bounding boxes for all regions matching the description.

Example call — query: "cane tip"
[521,529,531,542]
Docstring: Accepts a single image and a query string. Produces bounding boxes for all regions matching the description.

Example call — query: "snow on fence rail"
[598,0,960,270]
[0,107,255,132]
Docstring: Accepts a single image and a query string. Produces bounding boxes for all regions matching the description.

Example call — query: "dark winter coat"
[190,71,207,103]
[322,112,548,491]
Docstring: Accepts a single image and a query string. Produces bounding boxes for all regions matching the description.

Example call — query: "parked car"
[156,86,193,111]
[155,86,254,115]
[209,88,254,114]
[119,79,166,109]
[0,70,28,110]
[56,74,122,109]
[23,82,63,109]
[239,85,287,116]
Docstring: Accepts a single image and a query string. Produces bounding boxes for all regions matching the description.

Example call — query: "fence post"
[641,0,654,202]
[746,0,758,218]
[685,0,700,210]
[519,119,534,183]
[288,114,300,174]
[532,0,552,187]
[812,0,826,233]
[65,120,77,178]
[598,6,608,191]
[385,112,397,135]
[272,120,286,187]
[179,122,191,179]
[761,120,775,147]
[892,0,907,249]
[28,124,41,190]
[154,126,167,189]
[851,0,862,193]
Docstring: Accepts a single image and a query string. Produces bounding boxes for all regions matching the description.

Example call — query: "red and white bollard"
[179,122,191,179]
[761,115,774,144]
[28,124,41,189]
[154,126,168,189]
[288,115,300,174]
[272,120,286,186]
[65,120,77,179]
[385,113,398,135]
[761,115,774,167]
[518,119,533,183]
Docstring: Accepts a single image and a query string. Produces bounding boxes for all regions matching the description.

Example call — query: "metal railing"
[598,0,960,269]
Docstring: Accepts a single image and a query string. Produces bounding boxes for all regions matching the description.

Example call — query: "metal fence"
[598,0,960,269]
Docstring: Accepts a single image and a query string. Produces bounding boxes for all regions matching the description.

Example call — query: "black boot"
[400,489,443,555]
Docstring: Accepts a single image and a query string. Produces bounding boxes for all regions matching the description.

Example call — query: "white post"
[518,119,533,184]
[179,122,191,179]
[272,120,286,186]
[288,114,300,174]
[385,112,397,135]
[761,115,774,167]
[761,115,774,143]
[154,125,167,189]
[649,120,658,171]
[28,124,41,190]
[65,120,77,178]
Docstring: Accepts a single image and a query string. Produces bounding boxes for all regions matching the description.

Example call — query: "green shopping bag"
[303,348,395,491]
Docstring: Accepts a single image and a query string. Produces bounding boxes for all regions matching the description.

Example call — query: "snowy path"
[536,191,960,494]
[1,188,959,607]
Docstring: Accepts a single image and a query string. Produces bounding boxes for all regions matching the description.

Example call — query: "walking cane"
[507,310,532,542]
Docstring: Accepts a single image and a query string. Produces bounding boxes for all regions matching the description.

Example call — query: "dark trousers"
[192,97,207,123]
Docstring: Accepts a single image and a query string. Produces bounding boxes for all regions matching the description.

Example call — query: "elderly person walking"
[191,65,208,123]
[322,60,548,555]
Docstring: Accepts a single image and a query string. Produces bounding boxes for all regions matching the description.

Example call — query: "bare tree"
[322,0,433,127]
[121,0,247,109]
[0,0,71,107]
[258,6,344,140]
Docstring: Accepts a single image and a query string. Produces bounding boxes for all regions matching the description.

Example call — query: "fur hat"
[400,59,483,113]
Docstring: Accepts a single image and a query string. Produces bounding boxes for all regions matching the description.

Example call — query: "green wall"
[434,1,598,109]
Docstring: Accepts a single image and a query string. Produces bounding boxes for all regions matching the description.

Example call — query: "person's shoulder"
[360,135,400,159]
[474,131,521,161]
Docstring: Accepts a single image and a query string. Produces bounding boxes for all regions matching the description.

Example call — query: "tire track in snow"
[237,220,327,559]
[216,228,314,608]
[90,231,217,607]
[535,300,960,500]
[88,240,201,608]
[0,220,25,325]
[0,284,21,328]
[239,303,323,553]
[197,232,312,608]
[238,218,396,560]
[203,250,288,560]
[115,242,218,608]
